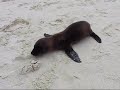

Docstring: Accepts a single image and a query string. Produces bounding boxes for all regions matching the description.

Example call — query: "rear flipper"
[44,33,51,37]
[90,32,102,43]
[64,46,81,63]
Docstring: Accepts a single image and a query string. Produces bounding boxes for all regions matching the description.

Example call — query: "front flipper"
[64,46,81,63]
[44,33,51,37]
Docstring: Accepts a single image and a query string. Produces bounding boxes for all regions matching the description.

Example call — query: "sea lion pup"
[31,21,102,63]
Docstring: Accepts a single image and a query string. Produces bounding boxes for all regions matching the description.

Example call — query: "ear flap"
[44,33,52,37]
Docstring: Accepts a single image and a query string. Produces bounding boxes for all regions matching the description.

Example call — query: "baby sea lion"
[31,21,102,63]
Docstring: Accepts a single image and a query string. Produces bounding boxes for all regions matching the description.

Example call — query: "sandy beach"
[0,0,120,89]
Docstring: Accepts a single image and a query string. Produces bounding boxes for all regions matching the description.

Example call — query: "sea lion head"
[31,38,49,56]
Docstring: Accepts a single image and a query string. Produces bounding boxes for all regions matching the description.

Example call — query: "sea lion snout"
[31,46,46,56]
[31,48,40,56]
[31,38,50,56]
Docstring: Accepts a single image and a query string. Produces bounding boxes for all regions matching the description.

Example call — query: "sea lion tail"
[90,32,102,43]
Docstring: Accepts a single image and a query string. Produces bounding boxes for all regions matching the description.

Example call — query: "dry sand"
[0,0,120,89]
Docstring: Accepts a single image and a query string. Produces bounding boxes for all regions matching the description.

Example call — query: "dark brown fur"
[31,21,101,62]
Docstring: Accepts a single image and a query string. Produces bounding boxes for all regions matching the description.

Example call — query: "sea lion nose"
[31,49,40,56]
[31,50,36,56]
[31,51,34,55]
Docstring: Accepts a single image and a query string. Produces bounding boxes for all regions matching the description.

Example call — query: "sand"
[0,0,120,89]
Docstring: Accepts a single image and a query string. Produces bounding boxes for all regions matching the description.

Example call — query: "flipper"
[64,46,81,63]
[44,33,51,37]
[90,32,102,43]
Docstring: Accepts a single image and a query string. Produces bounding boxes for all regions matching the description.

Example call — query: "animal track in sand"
[104,74,120,82]
[102,24,114,37]
[91,52,111,60]
[91,46,111,61]
[0,18,30,47]
[18,3,29,7]
[102,23,120,38]
[32,68,57,89]
[48,19,63,26]
[104,0,117,2]
[75,0,96,6]
[30,1,60,10]
[1,0,14,2]
[94,8,108,17]
[0,18,29,32]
